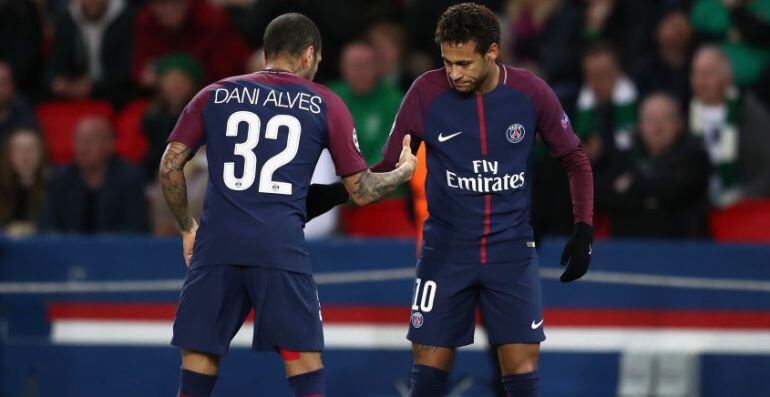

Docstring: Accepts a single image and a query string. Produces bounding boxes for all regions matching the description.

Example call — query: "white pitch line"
[314,267,415,284]
[2,267,770,294]
[539,268,770,292]
[50,321,770,354]
[0,279,184,294]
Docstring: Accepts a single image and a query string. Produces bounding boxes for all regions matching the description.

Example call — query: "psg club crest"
[506,123,525,144]
[411,312,424,328]
[352,128,361,152]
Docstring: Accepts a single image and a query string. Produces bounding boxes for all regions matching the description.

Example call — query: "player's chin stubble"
[454,79,480,94]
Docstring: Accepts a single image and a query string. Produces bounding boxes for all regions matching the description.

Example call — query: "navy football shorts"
[172,265,324,356]
[407,256,545,348]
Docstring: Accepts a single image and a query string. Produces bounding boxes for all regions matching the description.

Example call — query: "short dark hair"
[435,3,500,54]
[263,13,322,59]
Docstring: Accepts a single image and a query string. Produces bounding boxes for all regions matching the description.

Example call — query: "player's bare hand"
[181,219,199,268]
[397,134,417,176]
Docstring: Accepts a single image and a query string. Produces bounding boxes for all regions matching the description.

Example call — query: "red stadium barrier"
[341,198,416,237]
[47,303,770,330]
[593,212,611,239]
[115,99,151,164]
[710,199,770,243]
[36,100,114,165]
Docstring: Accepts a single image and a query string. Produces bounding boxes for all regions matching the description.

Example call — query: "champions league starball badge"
[506,123,525,144]
[411,312,424,328]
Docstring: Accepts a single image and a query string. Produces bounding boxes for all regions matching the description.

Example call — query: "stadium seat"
[341,198,416,237]
[710,199,770,242]
[115,99,151,164]
[36,101,114,165]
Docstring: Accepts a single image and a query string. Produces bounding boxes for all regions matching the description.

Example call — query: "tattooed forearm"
[350,163,414,206]
[159,142,195,232]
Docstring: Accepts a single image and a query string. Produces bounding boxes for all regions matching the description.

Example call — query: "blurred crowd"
[1,0,769,240]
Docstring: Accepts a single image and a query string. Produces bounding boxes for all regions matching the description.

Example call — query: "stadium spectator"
[536,0,658,82]
[596,92,710,238]
[574,43,639,166]
[690,0,770,87]
[529,0,583,92]
[631,6,694,103]
[403,0,461,78]
[207,0,261,47]
[141,53,202,182]
[0,0,43,96]
[328,41,409,236]
[0,128,48,237]
[329,42,403,168]
[38,115,149,234]
[582,0,659,67]
[690,45,770,203]
[46,0,136,107]
[218,0,393,82]
[742,0,770,109]
[131,0,249,89]
[504,0,560,73]
[0,63,38,140]
[367,21,409,91]
[689,45,742,206]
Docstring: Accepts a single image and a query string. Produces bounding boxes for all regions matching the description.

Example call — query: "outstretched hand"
[397,134,418,176]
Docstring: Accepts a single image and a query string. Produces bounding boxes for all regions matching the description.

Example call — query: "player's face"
[440,41,498,94]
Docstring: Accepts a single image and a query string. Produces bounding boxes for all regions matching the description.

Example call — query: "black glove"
[560,221,593,282]
[306,182,349,221]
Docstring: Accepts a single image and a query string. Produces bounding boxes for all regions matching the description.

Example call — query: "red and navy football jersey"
[374,64,582,264]
[168,70,367,273]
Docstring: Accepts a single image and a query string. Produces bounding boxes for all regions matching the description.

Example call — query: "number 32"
[223,111,301,195]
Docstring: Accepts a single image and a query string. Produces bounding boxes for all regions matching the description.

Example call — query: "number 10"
[412,278,437,312]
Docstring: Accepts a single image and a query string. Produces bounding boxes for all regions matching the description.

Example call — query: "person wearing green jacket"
[328,41,405,194]
[327,41,410,236]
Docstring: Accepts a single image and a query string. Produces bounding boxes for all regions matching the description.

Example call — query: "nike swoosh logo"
[438,131,462,142]
[531,319,544,329]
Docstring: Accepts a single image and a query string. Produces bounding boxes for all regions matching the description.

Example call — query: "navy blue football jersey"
[168,71,367,273]
[374,64,582,264]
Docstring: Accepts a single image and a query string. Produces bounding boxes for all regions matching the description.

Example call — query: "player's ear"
[486,43,499,63]
[303,46,316,65]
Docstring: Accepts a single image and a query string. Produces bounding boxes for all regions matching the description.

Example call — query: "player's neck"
[475,63,500,95]
[264,58,304,78]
